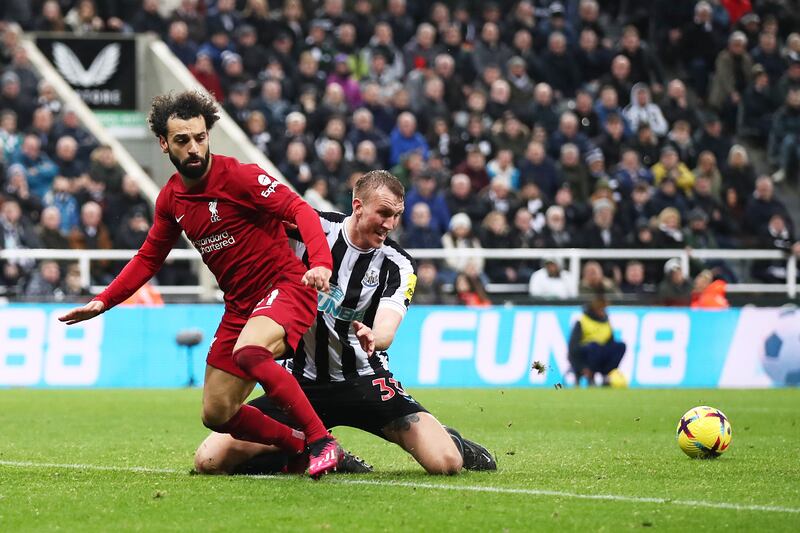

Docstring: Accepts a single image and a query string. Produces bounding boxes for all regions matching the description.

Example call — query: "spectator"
[582,198,626,252]
[88,145,124,193]
[529,257,576,300]
[752,213,800,283]
[680,1,723,98]
[51,108,98,162]
[3,163,42,218]
[310,139,347,187]
[548,112,595,161]
[613,149,654,200]
[453,270,491,307]
[11,133,59,199]
[189,52,225,101]
[0,71,34,132]
[402,22,440,73]
[0,110,20,162]
[659,257,693,305]
[594,113,627,168]
[694,113,732,167]
[404,172,450,234]
[278,141,313,195]
[64,0,105,34]
[53,136,87,180]
[540,31,581,98]
[519,140,560,200]
[412,260,445,305]
[105,175,151,234]
[389,112,429,167]
[558,143,590,203]
[769,88,800,183]
[601,55,634,107]
[129,0,166,35]
[740,64,779,142]
[692,151,722,201]
[33,0,67,32]
[28,106,56,158]
[24,260,62,299]
[654,207,686,248]
[533,205,574,249]
[478,210,517,283]
[709,31,753,128]
[579,260,619,295]
[165,20,198,66]
[651,145,695,197]
[567,290,626,385]
[68,201,113,282]
[574,90,602,139]
[661,79,700,130]
[576,28,612,86]
[444,173,488,227]
[723,144,756,201]
[42,176,79,234]
[630,123,661,168]
[691,269,729,308]
[492,113,529,160]
[453,144,490,193]
[441,212,484,279]
[685,208,718,250]
[347,108,389,167]
[666,120,697,168]
[745,176,791,236]
[472,22,512,77]
[35,206,69,249]
[617,25,665,92]
[620,260,656,295]
[303,178,337,213]
[401,202,442,249]
[486,149,520,190]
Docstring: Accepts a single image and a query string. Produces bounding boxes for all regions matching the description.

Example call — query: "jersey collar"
[343,216,375,253]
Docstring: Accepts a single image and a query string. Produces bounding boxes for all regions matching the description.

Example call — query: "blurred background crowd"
[2,0,800,305]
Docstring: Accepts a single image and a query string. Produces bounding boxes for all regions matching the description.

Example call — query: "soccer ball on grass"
[676,406,732,459]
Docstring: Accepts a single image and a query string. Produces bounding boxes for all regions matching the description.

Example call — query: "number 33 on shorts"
[372,377,408,401]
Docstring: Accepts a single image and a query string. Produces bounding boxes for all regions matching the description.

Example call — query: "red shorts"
[206,277,317,379]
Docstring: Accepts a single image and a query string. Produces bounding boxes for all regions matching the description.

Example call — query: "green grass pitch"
[1,388,798,531]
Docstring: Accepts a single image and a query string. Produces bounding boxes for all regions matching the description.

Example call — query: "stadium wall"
[0,304,795,389]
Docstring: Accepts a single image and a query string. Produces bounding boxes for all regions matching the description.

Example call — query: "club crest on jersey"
[362,268,380,288]
[209,200,221,222]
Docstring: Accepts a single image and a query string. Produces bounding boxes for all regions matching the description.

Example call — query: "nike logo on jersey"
[176,214,185,223]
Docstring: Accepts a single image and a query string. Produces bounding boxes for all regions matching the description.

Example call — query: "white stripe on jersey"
[289,212,415,382]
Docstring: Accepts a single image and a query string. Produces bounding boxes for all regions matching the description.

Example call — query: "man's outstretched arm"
[59,192,181,324]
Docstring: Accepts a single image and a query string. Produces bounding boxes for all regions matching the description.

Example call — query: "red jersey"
[94,154,332,316]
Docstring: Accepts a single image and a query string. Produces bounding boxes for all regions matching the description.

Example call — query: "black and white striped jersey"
[287,211,417,382]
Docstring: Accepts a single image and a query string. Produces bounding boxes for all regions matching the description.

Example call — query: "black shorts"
[248,370,428,439]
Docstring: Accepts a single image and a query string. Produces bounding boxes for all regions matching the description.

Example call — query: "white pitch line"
[1,460,798,515]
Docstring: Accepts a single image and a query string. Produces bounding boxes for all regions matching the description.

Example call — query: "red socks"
[234,345,329,442]
[212,404,305,455]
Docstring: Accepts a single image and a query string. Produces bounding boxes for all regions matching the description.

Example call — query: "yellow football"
[676,406,732,458]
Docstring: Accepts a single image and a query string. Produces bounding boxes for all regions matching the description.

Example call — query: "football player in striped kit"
[194,170,496,475]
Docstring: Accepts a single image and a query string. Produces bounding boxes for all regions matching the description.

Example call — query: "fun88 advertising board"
[1,304,798,388]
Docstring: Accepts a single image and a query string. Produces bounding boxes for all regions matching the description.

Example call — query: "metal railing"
[1,247,796,299]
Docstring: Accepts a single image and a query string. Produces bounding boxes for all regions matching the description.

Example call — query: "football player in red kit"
[58,91,342,478]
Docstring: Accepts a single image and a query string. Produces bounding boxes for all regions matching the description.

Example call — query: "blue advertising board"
[1,304,796,388]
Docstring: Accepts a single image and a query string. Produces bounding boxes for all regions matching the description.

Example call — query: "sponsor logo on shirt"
[192,230,236,255]
[317,284,365,322]
[258,173,279,198]
[208,200,221,223]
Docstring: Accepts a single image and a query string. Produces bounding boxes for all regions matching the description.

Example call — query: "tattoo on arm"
[385,413,420,433]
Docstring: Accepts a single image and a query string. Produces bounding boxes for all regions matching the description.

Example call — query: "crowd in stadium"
[2,0,800,304]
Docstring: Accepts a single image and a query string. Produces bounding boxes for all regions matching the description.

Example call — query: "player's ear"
[352,196,363,215]
[158,136,169,153]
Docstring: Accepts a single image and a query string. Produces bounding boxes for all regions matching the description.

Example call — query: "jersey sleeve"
[93,188,182,309]
[377,241,417,318]
[233,166,333,271]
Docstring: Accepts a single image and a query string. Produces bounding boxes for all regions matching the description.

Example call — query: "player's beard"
[169,146,210,180]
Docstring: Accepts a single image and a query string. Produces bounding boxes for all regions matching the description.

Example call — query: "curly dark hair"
[147,91,220,139]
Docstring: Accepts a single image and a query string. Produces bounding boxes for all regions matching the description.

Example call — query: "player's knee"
[194,449,228,475]
[201,403,237,430]
[424,451,463,475]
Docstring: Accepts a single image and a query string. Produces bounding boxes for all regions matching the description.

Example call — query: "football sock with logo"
[234,345,329,442]
[209,404,305,455]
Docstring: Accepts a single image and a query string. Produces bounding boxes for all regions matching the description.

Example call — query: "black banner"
[36,35,137,110]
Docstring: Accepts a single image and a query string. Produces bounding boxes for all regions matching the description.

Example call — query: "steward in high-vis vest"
[567,290,626,385]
